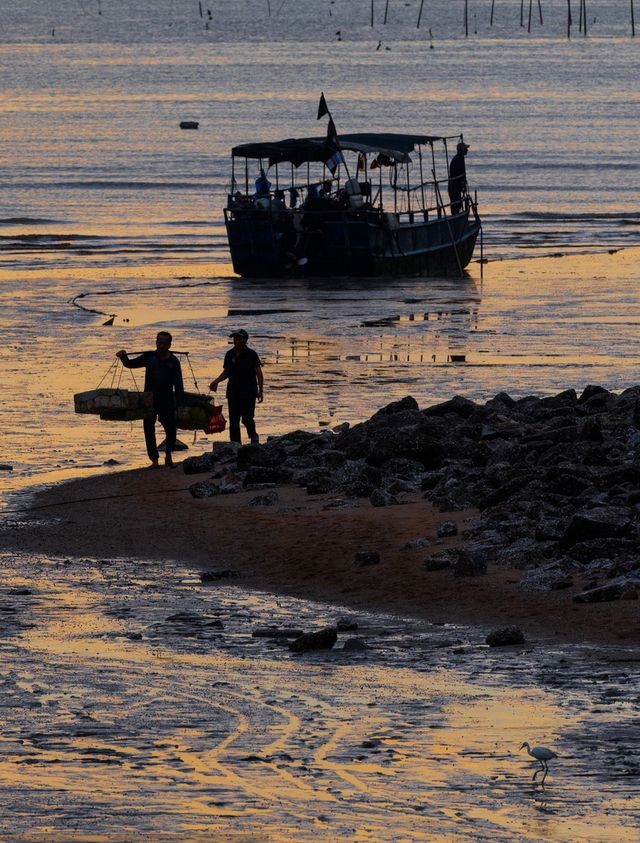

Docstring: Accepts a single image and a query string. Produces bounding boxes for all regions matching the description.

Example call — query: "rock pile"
[184,387,640,602]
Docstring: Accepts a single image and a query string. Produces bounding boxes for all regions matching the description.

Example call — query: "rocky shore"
[183,386,640,608]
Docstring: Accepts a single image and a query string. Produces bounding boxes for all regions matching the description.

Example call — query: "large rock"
[422,395,478,419]
[561,507,632,548]
[236,442,287,469]
[573,577,640,603]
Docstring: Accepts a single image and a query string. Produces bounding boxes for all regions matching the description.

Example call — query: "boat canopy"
[231,132,445,168]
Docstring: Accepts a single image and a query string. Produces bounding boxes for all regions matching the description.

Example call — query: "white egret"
[519,741,558,783]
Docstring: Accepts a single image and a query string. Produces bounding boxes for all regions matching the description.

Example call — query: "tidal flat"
[1,543,638,841]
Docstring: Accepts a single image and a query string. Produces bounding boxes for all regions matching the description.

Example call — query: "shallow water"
[1,546,638,840]
[1,4,639,492]
[1,13,639,836]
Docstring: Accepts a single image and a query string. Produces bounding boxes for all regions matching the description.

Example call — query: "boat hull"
[224,208,480,279]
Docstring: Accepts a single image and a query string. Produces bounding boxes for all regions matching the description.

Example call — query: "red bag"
[206,412,227,434]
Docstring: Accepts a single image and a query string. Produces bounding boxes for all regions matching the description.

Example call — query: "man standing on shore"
[210,329,263,445]
[116,331,184,468]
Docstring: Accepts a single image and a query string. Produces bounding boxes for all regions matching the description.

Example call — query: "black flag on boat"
[317,92,329,120]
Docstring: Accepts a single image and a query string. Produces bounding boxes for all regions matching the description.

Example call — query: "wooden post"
[538,0,543,24]
[198,1,203,17]
[384,0,390,25]
[583,0,587,36]
[567,0,572,37]
[632,0,636,36]
[266,0,271,16]
[490,0,495,26]
[417,0,425,29]
[371,0,374,26]
[520,0,524,27]
[579,0,583,32]
[464,0,468,36]
[528,0,532,32]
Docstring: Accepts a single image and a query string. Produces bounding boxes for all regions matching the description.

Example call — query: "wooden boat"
[224,131,481,278]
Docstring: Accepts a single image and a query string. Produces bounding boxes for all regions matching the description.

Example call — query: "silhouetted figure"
[448,141,469,215]
[116,331,184,468]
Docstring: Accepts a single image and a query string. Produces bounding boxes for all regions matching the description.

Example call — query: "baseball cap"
[229,329,248,339]
[457,141,470,152]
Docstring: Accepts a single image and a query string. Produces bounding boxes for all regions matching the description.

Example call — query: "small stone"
[485,627,525,647]
[437,520,458,538]
[189,480,220,498]
[0,464,13,471]
[342,638,368,652]
[200,569,240,582]
[401,536,431,551]
[248,490,279,507]
[289,627,337,653]
[369,489,398,507]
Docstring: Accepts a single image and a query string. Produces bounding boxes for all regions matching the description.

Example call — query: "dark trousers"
[448,189,463,215]
[144,403,176,461]
[228,394,257,444]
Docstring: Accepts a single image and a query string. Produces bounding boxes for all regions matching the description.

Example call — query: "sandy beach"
[4,464,639,647]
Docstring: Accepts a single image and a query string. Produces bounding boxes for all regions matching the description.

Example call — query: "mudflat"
[6,465,638,646]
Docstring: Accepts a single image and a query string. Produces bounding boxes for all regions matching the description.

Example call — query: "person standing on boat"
[209,329,264,445]
[448,141,469,215]
[254,167,272,197]
[116,331,184,468]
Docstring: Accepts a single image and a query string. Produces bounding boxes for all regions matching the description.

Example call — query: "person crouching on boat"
[448,141,469,215]
[116,331,184,468]
[209,329,264,446]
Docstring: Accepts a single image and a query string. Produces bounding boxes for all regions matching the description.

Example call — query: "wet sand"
[1,466,640,839]
[2,477,640,840]
[3,466,639,647]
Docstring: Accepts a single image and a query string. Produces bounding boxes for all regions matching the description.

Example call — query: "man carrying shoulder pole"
[116,330,184,468]
[210,329,264,445]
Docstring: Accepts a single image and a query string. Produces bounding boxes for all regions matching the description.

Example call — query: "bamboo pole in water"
[632,0,636,36]
[464,0,468,36]
[579,0,583,32]
[490,0,495,26]
[528,0,532,32]
[538,0,543,24]
[520,0,524,27]
[371,0,375,27]
[567,0,572,37]
[583,0,587,36]
[384,0,389,25]
[417,0,425,29]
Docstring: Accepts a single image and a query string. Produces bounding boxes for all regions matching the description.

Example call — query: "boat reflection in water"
[224,124,482,279]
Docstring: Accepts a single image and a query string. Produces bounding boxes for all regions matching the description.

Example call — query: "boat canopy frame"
[228,131,472,223]
[231,132,449,168]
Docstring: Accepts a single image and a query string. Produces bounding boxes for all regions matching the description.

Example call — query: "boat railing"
[226,168,477,224]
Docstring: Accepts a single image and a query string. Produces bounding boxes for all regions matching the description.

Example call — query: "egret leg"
[541,762,549,784]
